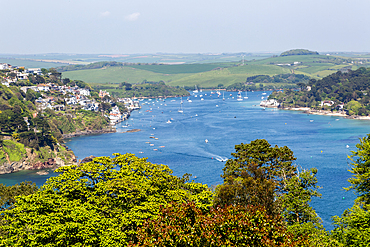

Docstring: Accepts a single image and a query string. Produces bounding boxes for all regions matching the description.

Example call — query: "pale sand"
[283,107,370,120]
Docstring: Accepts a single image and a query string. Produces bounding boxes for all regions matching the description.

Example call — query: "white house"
[37,84,50,92]
[0,63,11,70]
[78,88,90,96]
[26,68,42,75]
[260,99,280,108]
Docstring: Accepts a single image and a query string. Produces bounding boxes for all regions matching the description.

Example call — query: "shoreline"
[278,107,370,120]
[62,128,117,139]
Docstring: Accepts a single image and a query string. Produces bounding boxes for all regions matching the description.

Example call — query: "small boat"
[346,145,349,148]
[237,91,243,101]
[201,98,204,101]
[178,101,183,113]
[262,92,267,95]
[150,144,154,146]
[310,120,314,122]
[153,149,158,151]
[205,139,209,143]
[166,120,171,123]
[244,92,248,99]
[193,85,199,93]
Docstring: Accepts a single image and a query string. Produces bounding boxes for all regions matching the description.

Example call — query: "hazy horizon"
[2,0,370,54]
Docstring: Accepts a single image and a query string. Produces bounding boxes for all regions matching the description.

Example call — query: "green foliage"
[0,153,214,246]
[96,82,190,98]
[330,134,370,246]
[130,202,306,247]
[288,223,343,247]
[215,139,297,215]
[1,140,26,162]
[226,74,310,91]
[270,68,370,115]
[332,203,370,246]
[282,168,322,225]
[0,181,38,211]
[281,49,319,56]
[346,100,362,115]
[346,134,370,205]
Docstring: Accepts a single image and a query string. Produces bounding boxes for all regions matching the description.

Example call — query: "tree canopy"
[0,153,213,246]
[280,49,319,56]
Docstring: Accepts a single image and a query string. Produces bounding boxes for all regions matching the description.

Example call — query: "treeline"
[94,82,190,98]
[280,49,319,56]
[270,67,370,115]
[57,61,124,72]
[226,74,309,91]
[1,138,370,246]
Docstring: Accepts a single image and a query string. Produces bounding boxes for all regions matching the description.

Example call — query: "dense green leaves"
[0,153,213,246]
[346,134,370,205]
[215,139,297,214]
[332,203,370,247]
[270,67,370,115]
[0,181,38,211]
[282,168,322,225]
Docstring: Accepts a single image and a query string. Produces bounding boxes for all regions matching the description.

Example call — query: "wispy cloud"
[100,11,111,17]
[125,12,140,21]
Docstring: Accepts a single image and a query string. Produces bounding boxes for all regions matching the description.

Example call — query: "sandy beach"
[280,107,370,120]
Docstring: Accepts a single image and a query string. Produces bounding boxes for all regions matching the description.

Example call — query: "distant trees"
[270,67,370,115]
[280,49,319,56]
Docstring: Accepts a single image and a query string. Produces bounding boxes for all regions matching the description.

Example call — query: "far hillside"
[58,50,370,89]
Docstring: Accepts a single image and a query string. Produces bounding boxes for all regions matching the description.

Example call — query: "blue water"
[1,91,369,230]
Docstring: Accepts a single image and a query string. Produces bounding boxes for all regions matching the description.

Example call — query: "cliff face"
[62,128,116,139]
[0,156,76,175]
[0,140,77,175]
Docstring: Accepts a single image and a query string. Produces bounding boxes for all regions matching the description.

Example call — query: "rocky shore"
[0,157,74,175]
[62,128,116,139]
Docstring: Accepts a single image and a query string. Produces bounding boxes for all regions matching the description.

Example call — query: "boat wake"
[214,155,228,162]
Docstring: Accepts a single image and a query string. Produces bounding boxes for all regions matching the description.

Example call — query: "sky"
[1,0,370,54]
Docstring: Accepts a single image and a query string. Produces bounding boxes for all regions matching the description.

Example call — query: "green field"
[63,63,294,88]
[4,52,369,88]
[0,58,71,68]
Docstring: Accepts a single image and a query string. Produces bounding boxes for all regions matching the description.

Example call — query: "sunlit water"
[2,91,370,230]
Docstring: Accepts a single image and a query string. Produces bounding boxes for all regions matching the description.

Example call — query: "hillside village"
[0,63,140,125]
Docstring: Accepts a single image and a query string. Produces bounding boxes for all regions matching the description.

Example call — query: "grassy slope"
[0,58,71,69]
[62,54,364,88]
[64,64,291,88]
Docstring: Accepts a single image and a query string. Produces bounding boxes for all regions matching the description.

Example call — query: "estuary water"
[2,91,370,230]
